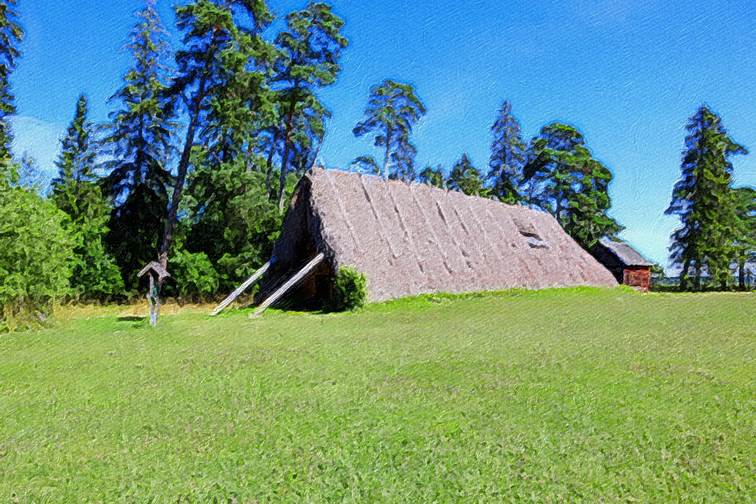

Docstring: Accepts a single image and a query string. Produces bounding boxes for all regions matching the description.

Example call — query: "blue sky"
[9,0,756,268]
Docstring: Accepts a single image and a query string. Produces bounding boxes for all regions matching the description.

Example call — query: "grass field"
[1,288,754,502]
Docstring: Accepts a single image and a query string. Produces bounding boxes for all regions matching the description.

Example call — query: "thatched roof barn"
[262,168,617,304]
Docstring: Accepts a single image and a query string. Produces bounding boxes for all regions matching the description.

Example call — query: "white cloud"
[10,115,65,177]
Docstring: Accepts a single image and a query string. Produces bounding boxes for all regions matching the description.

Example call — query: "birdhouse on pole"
[138,261,170,327]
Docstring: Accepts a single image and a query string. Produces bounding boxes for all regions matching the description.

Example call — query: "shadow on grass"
[117,316,147,322]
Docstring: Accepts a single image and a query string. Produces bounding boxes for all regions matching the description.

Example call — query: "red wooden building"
[590,238,653,291]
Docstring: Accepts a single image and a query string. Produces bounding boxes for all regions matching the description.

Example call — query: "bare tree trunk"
[277,132,291,214]
[265,130,277,197]
[382,128,392,179]
[738,259,746,290]
[306,139,323,175]
[277,96,297,214]
[158,74,208,273]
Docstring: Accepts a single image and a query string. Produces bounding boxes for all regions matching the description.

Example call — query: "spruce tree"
[51,96,98,213]
[448,154,485,196]
[0,0,23,177]
[666,106,747,290]
[487,100,526,204]
[51,95,123,300]
[17,152,45,191]
[524,123,621,249]
[103,0,175,288]
[273,2,347,212]
[733,186,755,289]
[353,80,426,180]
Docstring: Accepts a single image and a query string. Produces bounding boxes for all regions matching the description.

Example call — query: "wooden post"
[147,274,159,327]
[138,261,170,327]
[147,274,157,327]
[211,260,273,316]
[250,253,325,319]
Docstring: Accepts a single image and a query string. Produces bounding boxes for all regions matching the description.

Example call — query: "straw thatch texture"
[596,238,654,267]
[269,168,617,302]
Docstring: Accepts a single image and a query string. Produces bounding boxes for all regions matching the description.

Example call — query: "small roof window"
[514,218,549,249]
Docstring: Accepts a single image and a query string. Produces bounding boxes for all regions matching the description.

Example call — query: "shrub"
[329,266,368,312]
[169,249,219,302]
[0,186,75,331]
[64,197,125,302]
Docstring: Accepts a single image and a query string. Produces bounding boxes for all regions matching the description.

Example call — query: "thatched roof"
[269,168,617,302]
[597,238,653,267]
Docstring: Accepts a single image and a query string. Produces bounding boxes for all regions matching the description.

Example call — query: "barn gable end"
[264,168,617,304]
[590,238,653,291]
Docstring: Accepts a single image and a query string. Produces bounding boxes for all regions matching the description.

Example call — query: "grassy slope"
[1,289,754,502]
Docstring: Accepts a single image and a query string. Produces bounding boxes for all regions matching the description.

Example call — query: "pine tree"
[390,138,417,182]
[350,155,380,175]
[0,0,23,178]
[273,2,347,212]
[290,107,327,177]
[199,13,278,171]
[418,165,446,189]
[448,154,485,196]
[733,186,755,290]
[487,100,525,204]
[161,0,275,275]
[353,80,426,180]
[524,122,622,249]
[666,106,747,290]
[102,0,175,288]
[51,95,123,300]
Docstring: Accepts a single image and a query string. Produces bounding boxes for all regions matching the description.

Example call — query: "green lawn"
[1,288,754,502]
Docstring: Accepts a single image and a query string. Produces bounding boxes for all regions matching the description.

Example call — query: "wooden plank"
[211,260,273,316]
[250,253,325,319]
[139,261,170,280]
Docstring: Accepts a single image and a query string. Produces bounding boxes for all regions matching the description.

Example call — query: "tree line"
[2,0,350,329]
[0,0,753,329]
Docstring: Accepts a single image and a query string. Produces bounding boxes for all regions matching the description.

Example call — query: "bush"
[329,266,368,312]
[64,197,125,302]
[0,186,75,331]
[169,249,219,302]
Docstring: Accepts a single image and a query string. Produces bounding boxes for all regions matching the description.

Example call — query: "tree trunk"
[382,128,392,179]
[680,258,691,291]
[277,95,297,214]
[265,130,277,198]
[158,74,208,273]
[738,259,746,290]
[277,132,292,214]
[693,263,702,291]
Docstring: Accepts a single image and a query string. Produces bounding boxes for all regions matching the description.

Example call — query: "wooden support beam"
[250,253,325,319]
[211,260,273,316]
